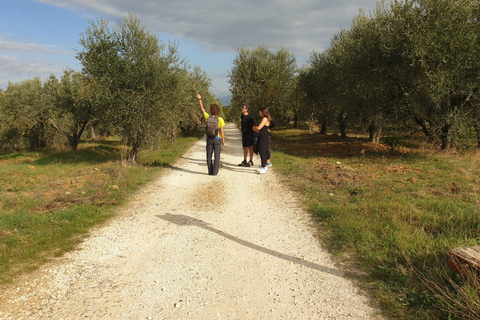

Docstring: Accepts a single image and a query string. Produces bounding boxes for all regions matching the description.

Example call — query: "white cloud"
[0,38,72,55]
[27,0,378,95]
[36,0,378,59]
[0,56,64,88]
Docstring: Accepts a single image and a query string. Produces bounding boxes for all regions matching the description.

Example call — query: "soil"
[0,123,385,319]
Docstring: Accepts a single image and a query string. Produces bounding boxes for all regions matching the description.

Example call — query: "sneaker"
[248,160,254,167]
[266,162,272,167]
[258,167,267,174]
[238,160,247,167]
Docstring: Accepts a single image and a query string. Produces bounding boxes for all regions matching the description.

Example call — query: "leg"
[247,146,254,161]
[266,138,271,164]
[259,135,268,168]
[206,138,214,175]
[212,138,222,175]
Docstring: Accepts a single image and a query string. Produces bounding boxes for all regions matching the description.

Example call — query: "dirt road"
[0,123,384,319]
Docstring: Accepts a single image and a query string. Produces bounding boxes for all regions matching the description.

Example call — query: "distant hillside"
[219,94,232,106]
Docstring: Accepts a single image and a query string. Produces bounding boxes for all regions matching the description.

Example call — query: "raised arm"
[196,92,205,113]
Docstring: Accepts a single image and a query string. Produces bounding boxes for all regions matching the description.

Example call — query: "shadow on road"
[156,213,347,278]
[162,162,207,175]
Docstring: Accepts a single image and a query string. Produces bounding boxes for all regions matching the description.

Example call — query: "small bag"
[253,132,260,154]
[206,116,219,138]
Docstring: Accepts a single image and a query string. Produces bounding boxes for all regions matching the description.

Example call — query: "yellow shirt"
[203,112,225,139]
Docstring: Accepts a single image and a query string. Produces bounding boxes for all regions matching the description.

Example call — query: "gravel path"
[0,123,384,319]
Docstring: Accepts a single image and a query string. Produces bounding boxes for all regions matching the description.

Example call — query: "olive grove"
[297,0,480,149]
[0,14,214,159]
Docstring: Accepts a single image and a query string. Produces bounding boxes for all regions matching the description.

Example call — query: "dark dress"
[258,123,270,168]
[241,113,255,147]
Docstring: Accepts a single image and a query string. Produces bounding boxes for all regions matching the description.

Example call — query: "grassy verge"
[0,132,202,283]
[270,128,480,319]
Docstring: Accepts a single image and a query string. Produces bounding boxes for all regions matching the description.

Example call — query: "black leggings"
[258,132,270,168]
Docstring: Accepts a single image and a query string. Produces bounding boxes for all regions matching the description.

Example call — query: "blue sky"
[0,0,379,98]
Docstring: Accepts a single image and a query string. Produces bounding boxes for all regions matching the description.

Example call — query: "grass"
[0,132,203,283]
[270,127,480,319]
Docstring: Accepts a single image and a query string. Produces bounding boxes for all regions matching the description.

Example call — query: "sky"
[0,0,379,99]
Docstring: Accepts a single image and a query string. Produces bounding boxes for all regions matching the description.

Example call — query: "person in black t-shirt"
[238,104,255,167]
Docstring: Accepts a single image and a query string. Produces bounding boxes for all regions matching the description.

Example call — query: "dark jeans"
[206,137,221,175]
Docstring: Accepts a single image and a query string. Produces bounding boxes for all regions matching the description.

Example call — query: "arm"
[196,92,205,113]
[220,126,225,146]
[253,117,268,131]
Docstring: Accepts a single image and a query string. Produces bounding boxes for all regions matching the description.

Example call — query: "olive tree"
[0,77,57,150]
[228,45,297,123]
[48,69,109,151]
[407,0,480,149]
[76,14,188,163]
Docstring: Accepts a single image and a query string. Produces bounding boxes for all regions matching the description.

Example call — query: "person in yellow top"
[196,92,225,176]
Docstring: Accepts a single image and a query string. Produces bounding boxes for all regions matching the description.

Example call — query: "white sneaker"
[258,167,267,174]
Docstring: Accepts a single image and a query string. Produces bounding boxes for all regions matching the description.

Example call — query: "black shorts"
[242,133,254,147]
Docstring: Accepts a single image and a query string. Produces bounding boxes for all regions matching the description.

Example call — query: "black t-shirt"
[241,114,255,134]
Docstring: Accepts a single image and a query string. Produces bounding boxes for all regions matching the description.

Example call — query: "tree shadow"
[271,131,418,160]
[156,213,348,278]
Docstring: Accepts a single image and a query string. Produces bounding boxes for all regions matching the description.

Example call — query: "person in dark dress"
[238,104,255,167]
[253,107,271,174]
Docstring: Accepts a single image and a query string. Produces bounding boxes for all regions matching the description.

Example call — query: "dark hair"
[259,107,272,121]
[243,104,250,111]
[210,104,220,116]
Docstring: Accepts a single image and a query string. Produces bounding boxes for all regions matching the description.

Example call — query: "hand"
[196,92,202,100]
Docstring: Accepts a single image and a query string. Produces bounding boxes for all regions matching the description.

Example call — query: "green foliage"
[75,14,212,162]
[0,77,58,150]
[50,69,111,150]
[301,0,480,150]
[229,45,297,123]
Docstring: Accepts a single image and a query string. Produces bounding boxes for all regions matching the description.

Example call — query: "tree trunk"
[90,125,96,140]
[368,117,383,144]
[337,111,347,139]
[440,123,453,150]
[48,118,89,151]
[475,122,480,148]
[320,122,327,135]
[128,135,143,164]
[293,113,298,128]
[413,115,435,143]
